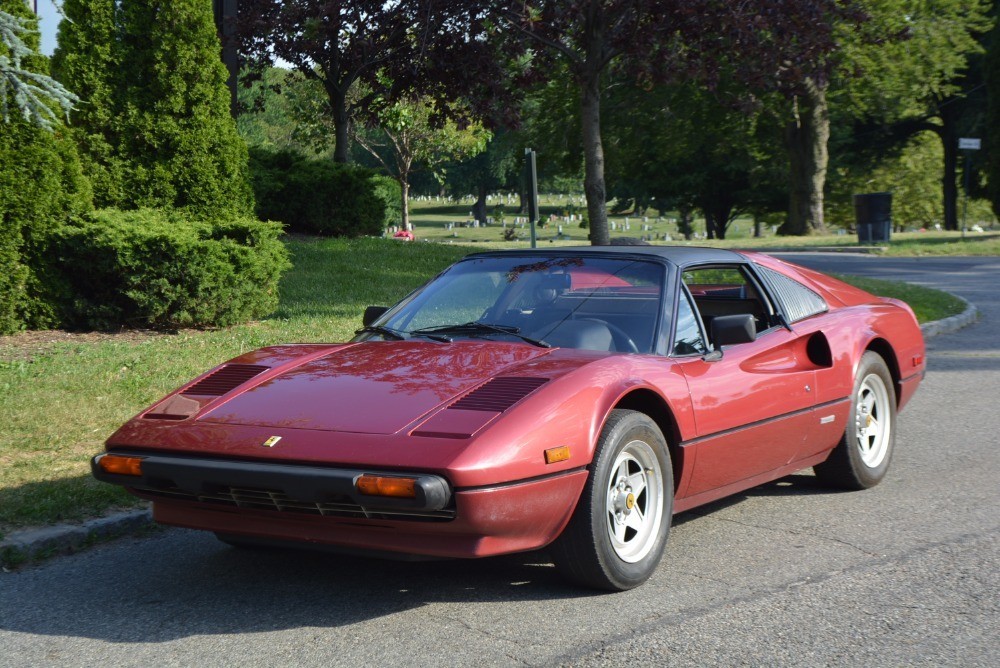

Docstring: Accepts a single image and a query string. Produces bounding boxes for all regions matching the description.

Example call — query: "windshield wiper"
[354,325,405,341]
[410,322,550,348]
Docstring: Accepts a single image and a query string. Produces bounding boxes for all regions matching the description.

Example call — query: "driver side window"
[682,265,775,345]
[672,289,708,356]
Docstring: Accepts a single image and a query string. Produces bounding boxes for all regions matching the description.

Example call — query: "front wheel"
[550,409,673,591]
[814,351,897,489]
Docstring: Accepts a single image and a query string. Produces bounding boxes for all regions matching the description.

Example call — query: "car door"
[672,265,819,497]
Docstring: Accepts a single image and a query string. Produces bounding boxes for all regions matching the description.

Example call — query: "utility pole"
[213,0,239,118]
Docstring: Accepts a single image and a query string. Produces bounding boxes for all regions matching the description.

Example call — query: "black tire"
[550,409,673,591]
[814,351,897,490]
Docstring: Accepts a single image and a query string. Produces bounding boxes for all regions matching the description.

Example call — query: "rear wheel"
[814,351,897,489]
[550,409,672,591]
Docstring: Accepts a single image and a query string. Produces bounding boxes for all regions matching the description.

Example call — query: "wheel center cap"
[625,493,635,510]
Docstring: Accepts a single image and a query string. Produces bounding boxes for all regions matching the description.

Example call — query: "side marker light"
[544,446,571,464]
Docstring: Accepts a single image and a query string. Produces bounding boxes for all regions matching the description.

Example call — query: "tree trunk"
[677,205,694,240]
[939,105,960,231]
[703,200,734,240]
[400,178,411,231]
[472,181,488,225]
[580,65,609,245]
[704,211,717,240]
[780,79,829,236]
[328,88,351,164]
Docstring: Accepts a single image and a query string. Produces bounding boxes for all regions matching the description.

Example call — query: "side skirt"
[673,451,831,514]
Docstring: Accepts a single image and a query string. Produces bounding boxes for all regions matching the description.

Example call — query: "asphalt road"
[2,255,998,668]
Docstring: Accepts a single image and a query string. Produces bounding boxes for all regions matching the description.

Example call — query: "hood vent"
[449,377,549,413]
[182,364,269,397]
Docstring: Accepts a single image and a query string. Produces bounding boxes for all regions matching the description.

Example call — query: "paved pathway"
[1,255,997,667]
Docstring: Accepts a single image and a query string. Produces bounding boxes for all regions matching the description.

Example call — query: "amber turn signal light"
[544,446,571,464]
[98,454,144,476]
[357,475,417,499]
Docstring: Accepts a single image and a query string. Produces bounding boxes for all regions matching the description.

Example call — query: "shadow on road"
[0,471,846,643]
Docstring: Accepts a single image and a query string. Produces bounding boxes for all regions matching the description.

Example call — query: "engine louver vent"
[182,364,269,397]
[449,377,549,413]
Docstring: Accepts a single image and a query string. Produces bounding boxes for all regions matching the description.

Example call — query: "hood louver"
[182,364,269,397]
[449,377,549,413]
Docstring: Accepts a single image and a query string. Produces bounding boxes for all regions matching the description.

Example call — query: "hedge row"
[40,209,290,330]
[249,148,401,236]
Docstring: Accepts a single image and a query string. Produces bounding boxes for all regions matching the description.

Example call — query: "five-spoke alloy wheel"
[815,351,897,489]
[551,409,672,591]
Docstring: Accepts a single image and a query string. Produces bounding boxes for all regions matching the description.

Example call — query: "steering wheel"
[578,318,640,354]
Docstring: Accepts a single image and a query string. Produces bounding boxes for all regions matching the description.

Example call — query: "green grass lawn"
[407,197,1000,256]
[0,237,968,537]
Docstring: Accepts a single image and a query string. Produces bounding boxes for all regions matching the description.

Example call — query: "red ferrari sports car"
[93,246,925,590]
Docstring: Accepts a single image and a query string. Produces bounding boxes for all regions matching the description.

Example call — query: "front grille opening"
[143,484,456,522]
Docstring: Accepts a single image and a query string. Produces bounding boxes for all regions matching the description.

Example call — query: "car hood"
[198,341,552,434]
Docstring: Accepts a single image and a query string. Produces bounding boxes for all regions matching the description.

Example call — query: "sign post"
[524,148,539,248]
[959,138,981,238]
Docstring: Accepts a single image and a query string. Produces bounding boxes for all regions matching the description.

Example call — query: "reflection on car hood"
[199,341,552,434]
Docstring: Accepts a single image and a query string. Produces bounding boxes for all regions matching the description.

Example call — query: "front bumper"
[92,451,589,558]
[92,451,452,519]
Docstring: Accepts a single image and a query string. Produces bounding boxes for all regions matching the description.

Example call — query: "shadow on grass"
[0,474,138,533]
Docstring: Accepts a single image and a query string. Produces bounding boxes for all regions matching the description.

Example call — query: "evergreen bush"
[249,148,389,236]
[42,209,290,330]
[371,174,404,228]
[0,121,93,333]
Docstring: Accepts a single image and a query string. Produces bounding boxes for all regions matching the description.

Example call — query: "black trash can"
[853,192,892,243]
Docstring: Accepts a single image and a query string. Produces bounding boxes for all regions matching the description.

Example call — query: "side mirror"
[711,314,756,348]
[363,305,389,327]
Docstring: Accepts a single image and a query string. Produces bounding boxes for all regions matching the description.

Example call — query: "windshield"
[359,255,665,354]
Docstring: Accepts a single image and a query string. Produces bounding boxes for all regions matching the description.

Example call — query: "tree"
[353,97,490,230]
[113,0,253,217]
[830,0,993,232]
[445,130,523,225]
[498,0,855,244]
[51,0,121,206]
[602,81,786,240]
[1,2,77,129]
[1,0,91,334]
[237,1,504,164]
[983,3,999,217]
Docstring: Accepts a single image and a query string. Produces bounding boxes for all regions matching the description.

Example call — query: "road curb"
[920,295,978,338]
[1,507,152,570]
[0,291,981,571]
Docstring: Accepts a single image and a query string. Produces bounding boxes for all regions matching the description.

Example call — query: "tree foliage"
[115,0,253,217]
[354,97,491,230]
[48,0,254,217]
[0,0,92,334]
[496,0,860,244]
[237,1,504,164]
[0,2,78,130]
[832,0,994,231]
[51,0,121,206]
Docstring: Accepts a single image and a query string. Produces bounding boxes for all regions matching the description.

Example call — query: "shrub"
[43,208,290,330]
[0,121,93,334]
[371,174,403,227]
[249,148,388,236]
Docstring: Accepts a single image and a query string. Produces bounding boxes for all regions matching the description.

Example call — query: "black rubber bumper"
[91,451,452,513]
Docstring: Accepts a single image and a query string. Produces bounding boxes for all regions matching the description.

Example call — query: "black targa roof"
[466,245,748,269]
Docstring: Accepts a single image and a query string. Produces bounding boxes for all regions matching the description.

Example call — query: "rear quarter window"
[756,265,828,323]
